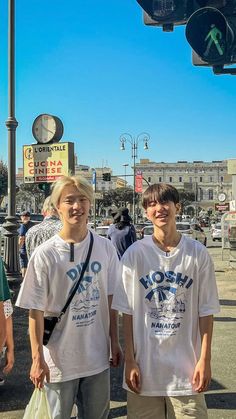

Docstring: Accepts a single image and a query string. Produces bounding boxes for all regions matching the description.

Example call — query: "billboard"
[23,142,74,183]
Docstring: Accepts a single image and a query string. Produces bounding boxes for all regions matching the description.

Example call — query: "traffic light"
[102,173,111,181]
[186,2,236,70]
[137,0,193,31]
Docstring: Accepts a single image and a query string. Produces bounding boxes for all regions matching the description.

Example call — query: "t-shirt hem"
[199,308,220,317]
[126,387,198,396]
[48,364,110,383]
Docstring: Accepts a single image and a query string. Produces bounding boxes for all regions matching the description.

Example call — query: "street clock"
[32,114,64,144]
[218,193,226,202]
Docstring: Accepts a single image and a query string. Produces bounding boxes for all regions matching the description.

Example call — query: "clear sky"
[0,0,235,179]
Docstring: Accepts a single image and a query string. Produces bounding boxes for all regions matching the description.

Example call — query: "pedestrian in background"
[0,257,11,353]
[0,298,14,385]
[26,196,62,259]
[107,208,136,259]
[16,175,122,419]
[18,211,34,278]
[112,183,220,419]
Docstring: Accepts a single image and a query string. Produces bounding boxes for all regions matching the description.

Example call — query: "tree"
[179,190,195,214]
[16,183,46,213]
[102,188,134,208]
[0,161,8,206]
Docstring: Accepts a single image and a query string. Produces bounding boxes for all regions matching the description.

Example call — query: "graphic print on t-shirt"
[66,259,102,328]
[139,268,193,338]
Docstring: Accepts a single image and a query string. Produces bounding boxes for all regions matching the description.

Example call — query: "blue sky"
[0,0,235,179]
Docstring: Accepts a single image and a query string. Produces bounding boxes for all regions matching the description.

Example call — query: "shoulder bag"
[43,231,94,346]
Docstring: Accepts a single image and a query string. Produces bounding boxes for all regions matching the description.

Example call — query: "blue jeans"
[45,369,110,419]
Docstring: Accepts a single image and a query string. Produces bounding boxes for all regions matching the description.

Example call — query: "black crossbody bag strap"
[58,231,94,321]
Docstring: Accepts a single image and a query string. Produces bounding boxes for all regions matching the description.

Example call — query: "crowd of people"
[0,176,220,419]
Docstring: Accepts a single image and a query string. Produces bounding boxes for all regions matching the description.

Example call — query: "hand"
[30,357,50,389]
[192,358,211,393]
[3,348,14,374]
[110,342,123,368]
[125,359,141,394]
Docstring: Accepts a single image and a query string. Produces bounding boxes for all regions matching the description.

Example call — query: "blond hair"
[50,175,93,208]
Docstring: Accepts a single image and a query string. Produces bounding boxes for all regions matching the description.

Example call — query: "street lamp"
[122,163,129,186]
[3,0,22,289]
[119,132,150,224]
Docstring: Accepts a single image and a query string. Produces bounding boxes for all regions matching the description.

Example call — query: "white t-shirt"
[112,235,220,396]
[16,231,120,383]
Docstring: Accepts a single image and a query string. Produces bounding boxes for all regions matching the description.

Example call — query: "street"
[0,231,235,419]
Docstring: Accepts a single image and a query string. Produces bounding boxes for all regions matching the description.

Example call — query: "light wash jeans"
[45,369,110,419]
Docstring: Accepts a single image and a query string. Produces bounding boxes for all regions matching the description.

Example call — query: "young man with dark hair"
[112,183,220,419]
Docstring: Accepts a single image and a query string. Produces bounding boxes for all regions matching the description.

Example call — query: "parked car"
[140,225,154,238]
[135,223,152,240]
[95,225,110,237]
[211,223,222,241]
[176,222,207,246]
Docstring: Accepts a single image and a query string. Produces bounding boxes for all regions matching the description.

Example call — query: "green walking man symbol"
[204,24,224,57]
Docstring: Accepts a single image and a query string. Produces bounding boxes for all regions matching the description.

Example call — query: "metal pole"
[132,141,136,225]
[4,0,22,288]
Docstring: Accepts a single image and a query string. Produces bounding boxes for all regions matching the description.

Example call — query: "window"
[179,177,182,182]
[148,177,151,182]
[169,177,172,183]
[199,176,203,182]
[159,177,162,182]
[220,176,224,182]
[209,176,213,182]
[208,189,213,200]
[189,177,192,183]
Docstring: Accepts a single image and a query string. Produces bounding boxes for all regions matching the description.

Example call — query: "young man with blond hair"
[112,183,220,419]
[17,175,122,419]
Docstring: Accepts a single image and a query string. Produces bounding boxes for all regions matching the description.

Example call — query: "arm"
[3,315,14,374]
[108,295,122,367]
[192,315,213,392]
[123,313,141,393]
[0,302,6,352]
[29,309,50,388]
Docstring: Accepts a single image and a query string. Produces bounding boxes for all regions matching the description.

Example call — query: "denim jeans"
[45,369,110,419]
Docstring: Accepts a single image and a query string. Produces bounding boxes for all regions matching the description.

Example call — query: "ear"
[176,203,181,213]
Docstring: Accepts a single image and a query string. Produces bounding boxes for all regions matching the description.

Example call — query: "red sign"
[135,171,143,193]
[215,203,230,212]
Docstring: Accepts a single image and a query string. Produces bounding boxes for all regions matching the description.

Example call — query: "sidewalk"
[0,245,235,419]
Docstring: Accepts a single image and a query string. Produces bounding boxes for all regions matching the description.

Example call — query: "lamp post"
[3,0,21,288]
[122,163,129,186]
[119,132,150,224]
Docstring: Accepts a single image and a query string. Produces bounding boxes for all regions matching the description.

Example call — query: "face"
[145,200,180,228]
[57,184,90,228]
[21,215,30,224]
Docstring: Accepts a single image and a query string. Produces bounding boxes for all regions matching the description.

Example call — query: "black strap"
[58,231,94,321]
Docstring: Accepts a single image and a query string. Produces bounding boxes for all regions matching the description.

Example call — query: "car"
[211,223,222,241]
[135,223,152,240]
[95,225,110,237]
[140,225,154,238]
[176,222,207,246]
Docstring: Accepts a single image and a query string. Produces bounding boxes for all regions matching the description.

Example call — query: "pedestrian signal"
[186,7,235,66]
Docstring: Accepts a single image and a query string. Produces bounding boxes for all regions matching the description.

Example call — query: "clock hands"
[40,122,55,135]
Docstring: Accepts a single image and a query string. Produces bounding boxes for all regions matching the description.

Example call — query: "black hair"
[142,183,179,209]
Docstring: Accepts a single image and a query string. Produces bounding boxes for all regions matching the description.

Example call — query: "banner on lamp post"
[135,171,143,193]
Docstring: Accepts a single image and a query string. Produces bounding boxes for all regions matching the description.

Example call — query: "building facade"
[135,159,232,214]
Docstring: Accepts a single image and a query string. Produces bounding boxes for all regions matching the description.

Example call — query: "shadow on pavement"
[220,299,236,306]
[206,392,236,410]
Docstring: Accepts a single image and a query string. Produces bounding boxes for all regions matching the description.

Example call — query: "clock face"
[218,193,226,202]
[32,114,57,144]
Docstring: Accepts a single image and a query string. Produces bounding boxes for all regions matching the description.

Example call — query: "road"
[0,232,235,419]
